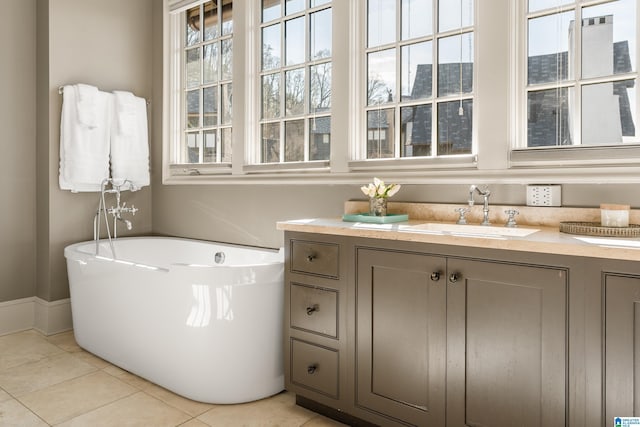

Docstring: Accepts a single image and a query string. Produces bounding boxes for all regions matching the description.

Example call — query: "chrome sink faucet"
[468,185,491,225]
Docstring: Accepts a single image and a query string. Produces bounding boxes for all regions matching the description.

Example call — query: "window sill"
[168,163,233,177]
[349,155,478,171]
[510,145,640,168]
[163,150,640,185]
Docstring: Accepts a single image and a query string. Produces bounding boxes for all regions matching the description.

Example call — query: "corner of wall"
[0,297,72,337]
[33,297,73,336]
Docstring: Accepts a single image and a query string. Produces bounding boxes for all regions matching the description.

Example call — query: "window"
[364,0,474,159]
[164,0,640,185]
[181,1,233,164]
[257,0,332,164]
[522,0,638,148]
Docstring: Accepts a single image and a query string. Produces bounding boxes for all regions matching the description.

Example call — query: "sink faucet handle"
[504,209,519,228]
[455,207,470,225]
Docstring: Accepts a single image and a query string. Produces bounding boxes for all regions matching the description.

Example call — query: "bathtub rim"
[64,236,284,269]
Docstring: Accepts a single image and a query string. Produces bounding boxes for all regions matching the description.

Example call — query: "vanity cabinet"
[355,249,447,426]
[445,257,567,427]
[284,235,350,414]
[355,247,567,427]
[603,272,640,423]
[282,229,637,427]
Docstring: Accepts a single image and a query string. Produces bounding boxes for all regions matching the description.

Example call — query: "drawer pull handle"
[449,273,460,283]
[430,272,440,281]
[306,304,319,315]
[307,364,318,374]
[306,254,316,262]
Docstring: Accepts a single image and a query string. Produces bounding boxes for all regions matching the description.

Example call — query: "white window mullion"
[279,120,285,163]
[573,3,582,147]
[432,8,439,157]
[305,9,311,162]
[637,0,640,144]
[245,0,260,166]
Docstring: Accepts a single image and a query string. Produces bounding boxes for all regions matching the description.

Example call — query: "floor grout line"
[0,329,347,427]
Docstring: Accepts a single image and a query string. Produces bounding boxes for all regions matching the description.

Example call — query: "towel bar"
[57,86,151,105]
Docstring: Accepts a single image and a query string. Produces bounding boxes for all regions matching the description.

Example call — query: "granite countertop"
[276,202,640,262]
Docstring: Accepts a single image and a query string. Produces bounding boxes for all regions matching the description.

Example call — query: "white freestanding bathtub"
[64,237,285,404]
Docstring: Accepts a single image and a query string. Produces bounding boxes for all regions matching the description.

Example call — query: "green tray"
[342,212,409,224]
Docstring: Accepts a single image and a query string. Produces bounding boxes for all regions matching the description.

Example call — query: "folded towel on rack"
[75,83,99,128]
[113,90,136,136]
[110,91,149,190]
[59,85,112,192]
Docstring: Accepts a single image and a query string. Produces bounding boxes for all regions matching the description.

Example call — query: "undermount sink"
[406,222,540,237]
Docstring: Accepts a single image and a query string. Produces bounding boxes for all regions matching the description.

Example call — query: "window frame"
[251,1,333,166]
[511,0,640,168]
[358,0,477,162]
[163,0,640,186]
[165,0,234,176]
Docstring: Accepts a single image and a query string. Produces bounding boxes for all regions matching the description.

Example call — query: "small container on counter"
[600,204,630,227]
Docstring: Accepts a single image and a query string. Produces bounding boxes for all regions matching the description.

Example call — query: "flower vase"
[369,197,387,216]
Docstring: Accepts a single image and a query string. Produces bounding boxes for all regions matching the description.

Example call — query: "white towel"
[110,91,150,190]
[113,90,136,135]
[59,85,112,192]
[75,83,98,128]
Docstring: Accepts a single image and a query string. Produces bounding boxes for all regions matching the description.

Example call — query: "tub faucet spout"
[469,185,491,225]
[118,217,133,231]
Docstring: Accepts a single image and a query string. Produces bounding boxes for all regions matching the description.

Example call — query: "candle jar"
[600,204,630,227]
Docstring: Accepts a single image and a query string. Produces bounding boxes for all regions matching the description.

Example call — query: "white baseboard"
[0,297,35,335]
[0,297,72,336]
[34,297,73,336]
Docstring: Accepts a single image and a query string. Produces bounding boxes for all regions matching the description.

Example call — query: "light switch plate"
[526,185,561,207]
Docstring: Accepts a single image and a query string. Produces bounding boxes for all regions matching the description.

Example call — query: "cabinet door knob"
[306,304,319,315]
[307,364,318,374]
[449,273,460,283]
[430,272,440,281]
[306,254,316,262]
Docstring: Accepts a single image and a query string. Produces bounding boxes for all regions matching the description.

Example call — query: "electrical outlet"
[526,185,561,207]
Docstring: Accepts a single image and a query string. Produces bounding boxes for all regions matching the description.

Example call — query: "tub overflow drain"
[214,252,226,264]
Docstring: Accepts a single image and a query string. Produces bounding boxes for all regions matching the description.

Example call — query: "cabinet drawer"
[291,240,339,278]
[290,283,338,338]
[291,339,339,398]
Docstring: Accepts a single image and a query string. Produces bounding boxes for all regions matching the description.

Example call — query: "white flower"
[386,184,400,197]
[361,177,401,199]
[360,183,377,198]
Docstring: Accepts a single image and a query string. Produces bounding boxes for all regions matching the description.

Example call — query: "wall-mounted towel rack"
[57,86,151,106]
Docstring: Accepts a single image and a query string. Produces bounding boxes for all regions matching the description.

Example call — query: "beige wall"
[35,0,155,302]
[0,0,37,301]
[151,182,640,250]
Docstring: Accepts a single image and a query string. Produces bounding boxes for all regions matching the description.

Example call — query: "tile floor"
[0,330,346,426]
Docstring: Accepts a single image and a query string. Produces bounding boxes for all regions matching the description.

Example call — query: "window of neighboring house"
[363,0,474,160]
[257,0,332,165]
[522,0,638,148]
[182,1,233,164]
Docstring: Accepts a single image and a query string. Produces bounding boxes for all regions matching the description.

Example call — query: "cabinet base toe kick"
[296,395,378,427]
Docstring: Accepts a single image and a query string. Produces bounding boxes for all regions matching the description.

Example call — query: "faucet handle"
[504,209,519,227]
[455,207,470,225]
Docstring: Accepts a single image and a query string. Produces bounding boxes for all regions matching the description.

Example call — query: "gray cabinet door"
[604,273,640,423]
[447,258,568,427]
[356,248,447,426]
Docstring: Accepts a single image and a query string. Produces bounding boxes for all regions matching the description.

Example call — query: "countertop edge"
[277,219,640,262]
